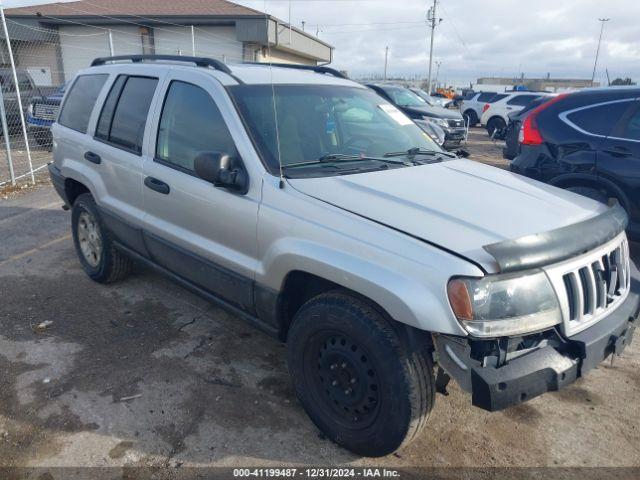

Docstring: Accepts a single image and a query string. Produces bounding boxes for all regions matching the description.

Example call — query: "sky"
[234,0,640,86]
[3,0,639,86]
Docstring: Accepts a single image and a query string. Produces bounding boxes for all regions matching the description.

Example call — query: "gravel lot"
[0,131,638,477]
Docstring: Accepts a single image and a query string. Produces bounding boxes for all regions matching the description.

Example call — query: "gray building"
[2,0,333,85]
[477,76,598,91]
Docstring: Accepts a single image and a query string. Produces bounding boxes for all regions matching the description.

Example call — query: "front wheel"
[287,291,435,457]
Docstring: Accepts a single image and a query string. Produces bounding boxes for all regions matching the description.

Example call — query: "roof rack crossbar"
[91,55,232,75]
[243,62,347,79]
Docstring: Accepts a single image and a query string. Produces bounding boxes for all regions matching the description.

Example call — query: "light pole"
[384,46,389,81]
[426,0,442,94]
[434,60,442,90]
[591,18,610,86]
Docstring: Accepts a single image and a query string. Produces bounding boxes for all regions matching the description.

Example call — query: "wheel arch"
[64,177,91,205]
[276,270,434,351]
[549,173,631,212]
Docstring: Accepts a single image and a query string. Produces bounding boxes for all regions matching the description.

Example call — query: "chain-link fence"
[0,5,248,187]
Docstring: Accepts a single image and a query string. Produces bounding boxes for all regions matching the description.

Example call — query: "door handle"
[84,151,101,164]
[144,176,170,195]
[603,146,632,157]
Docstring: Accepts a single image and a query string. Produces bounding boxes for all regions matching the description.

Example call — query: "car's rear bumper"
[435,262,639,412]
[48,163,69,207]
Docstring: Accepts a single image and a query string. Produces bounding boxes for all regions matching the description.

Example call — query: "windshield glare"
[382,86,428,107]
[230,85,439,173]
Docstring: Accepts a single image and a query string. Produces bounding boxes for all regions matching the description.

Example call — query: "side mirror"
[455,149,470,158]
[194,152,248,194]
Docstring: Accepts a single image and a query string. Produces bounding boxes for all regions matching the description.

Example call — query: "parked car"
[502,96,552,160]
[460,91,507,127]
[410,88,452,109]
[511,87,640,239]
[430,91,453,108]
[414,117,446,146]
[0,68,39,130]
[367,83,466,149]
[481,91,553,136]
[452,89,475,108]
[49,56,638,457]
[27,81,67,147]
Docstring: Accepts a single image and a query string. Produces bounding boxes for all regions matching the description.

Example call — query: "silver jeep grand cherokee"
[48,55,638,457]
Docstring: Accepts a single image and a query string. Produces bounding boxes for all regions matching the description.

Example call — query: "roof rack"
[91,55,233,75]
[243,62,348,79]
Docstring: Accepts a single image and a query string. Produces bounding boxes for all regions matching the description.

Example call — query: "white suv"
[48,55,638,457]
[481,91,554,136]
[460,91,507,127]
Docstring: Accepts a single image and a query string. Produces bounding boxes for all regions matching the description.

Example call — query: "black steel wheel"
[287,291,435,457]
[305,331,381,429]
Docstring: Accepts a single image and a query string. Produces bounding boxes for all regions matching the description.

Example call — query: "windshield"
[229,85,440,175]
[412,89,435,105]
[381,86,427,107]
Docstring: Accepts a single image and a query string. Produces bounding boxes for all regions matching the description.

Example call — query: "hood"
[288,159,607,272]
[401,105,462,120]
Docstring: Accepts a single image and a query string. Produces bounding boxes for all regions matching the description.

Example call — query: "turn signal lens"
[447,279,473,320]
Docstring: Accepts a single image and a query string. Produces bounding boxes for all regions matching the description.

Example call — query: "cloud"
[236,0,640,85]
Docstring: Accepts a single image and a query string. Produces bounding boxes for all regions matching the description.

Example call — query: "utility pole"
[426,0,442,94]
[301,21,306,32]
[591,18,610,86]
[384,46,389,81]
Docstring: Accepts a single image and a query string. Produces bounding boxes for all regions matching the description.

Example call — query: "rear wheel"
[487,117,506,137]
[287,291,435,457]
[463,110,478,127]
[72,193,133,283]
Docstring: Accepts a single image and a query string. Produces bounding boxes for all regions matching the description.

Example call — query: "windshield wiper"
[384,147,456,159]
[284,154,410,169]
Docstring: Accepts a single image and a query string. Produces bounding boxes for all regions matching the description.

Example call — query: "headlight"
[447,270,561,337]
[27,103,34,117]
[424,116,448,128]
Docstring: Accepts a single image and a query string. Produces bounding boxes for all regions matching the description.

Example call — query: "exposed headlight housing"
[423,116,448,128]
[447,270,561,337]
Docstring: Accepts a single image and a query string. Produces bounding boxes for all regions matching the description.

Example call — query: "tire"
[287,291,435,457]
[487,117,506,137]
[71,193,133,283]
[565,186,610,204]
[462,110,478,127]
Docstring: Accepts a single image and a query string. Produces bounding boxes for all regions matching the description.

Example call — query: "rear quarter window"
[565,100,634,137]
[58,74,108,133]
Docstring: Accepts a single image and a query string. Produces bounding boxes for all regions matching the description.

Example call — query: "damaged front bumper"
[435,262,639,412]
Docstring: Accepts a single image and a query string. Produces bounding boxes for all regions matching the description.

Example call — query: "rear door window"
[507,95,540,106]
[477,92,496,102]
[58,74,108,133]
[566,100,634,137]
[95,76,158,154]
[488,93,508,103]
